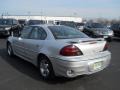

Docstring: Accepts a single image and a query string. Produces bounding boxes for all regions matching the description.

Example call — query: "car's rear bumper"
[50,51,111,78]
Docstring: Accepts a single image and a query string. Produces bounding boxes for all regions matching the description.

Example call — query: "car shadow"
[113,37,120,42]
[0,36,8,39]
[0,48,85,84]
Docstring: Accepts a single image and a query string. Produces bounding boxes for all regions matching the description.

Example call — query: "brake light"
[103,43,109,51]
[60,45,83,56]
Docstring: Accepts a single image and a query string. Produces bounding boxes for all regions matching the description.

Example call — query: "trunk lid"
[67,38,106,55]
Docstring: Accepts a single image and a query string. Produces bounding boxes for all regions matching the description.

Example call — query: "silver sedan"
[7,25,111,79]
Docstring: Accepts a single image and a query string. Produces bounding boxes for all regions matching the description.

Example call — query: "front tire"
[38,56,55,80]
[7,43,14,56]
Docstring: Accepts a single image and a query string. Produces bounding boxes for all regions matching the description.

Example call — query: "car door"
[12,26,32,57]
[23,26,47,61]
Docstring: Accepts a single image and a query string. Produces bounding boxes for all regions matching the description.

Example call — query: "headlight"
[5,27,11,30]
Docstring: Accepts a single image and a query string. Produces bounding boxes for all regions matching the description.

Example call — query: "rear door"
[23,26,47,61]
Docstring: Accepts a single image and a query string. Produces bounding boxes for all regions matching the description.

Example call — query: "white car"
[7,25,111,79]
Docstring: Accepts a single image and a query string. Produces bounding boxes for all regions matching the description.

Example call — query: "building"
[2,15,82,23]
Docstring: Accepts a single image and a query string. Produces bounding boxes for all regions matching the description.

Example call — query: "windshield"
[91,23,106,28]
[0,19,12,25]
[48,26,89,39]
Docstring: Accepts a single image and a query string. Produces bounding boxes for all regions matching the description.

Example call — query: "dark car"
[110,23,120,37]
[76,22,85,31]
[18,19,27,28]
[27,20,46,25]
[58,21,77,28]
[83,22,114,41]
[0,18,20,36]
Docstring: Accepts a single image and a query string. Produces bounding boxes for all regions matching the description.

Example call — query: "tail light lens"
[60,45,83,56]
[103,42,109,51]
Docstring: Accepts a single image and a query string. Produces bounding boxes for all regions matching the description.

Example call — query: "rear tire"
[38,56,55,80]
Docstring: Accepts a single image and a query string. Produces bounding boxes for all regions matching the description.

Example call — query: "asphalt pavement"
[0,37,120,90]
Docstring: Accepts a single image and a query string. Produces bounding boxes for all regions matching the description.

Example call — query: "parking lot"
[0,37,120,90]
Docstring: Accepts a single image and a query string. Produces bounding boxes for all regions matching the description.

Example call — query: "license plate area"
[89,61,103,71]
[93,62,102,70]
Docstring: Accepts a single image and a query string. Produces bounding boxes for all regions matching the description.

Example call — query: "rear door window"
[29,27,47,40]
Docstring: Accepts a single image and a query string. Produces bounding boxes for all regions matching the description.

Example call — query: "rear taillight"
[60,45,83,56]
[103,43,109,51]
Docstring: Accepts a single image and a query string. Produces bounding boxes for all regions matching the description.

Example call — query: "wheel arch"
[37,53,52,67]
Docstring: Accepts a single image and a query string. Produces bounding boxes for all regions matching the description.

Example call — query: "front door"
[12,26,32,57]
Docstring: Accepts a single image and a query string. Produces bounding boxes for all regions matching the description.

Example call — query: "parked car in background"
[110,23,120,38]
[83,22,114,42]
[18,19,27,28]
[27,20,46,25]
[76,22,85,31]
[0,18,20,36]
[58,21,77,28]
[7,25,111,79]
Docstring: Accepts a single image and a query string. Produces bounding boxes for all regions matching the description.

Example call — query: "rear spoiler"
[68,38,105,44]
[81,38,105,43]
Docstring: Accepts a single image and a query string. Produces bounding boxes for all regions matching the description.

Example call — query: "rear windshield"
[48,26,88,39]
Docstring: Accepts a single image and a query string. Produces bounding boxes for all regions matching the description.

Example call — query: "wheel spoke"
[40,60,50,77]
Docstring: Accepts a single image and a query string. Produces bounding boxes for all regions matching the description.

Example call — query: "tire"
[38,56,55,80]
[106,37,112,42]
[7,43,14,56]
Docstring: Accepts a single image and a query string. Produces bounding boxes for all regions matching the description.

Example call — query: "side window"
[21,26,32,39]
[29,27,47,40]
[13,20,18,25]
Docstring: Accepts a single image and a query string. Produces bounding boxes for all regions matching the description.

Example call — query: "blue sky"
[0,0,120,19]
